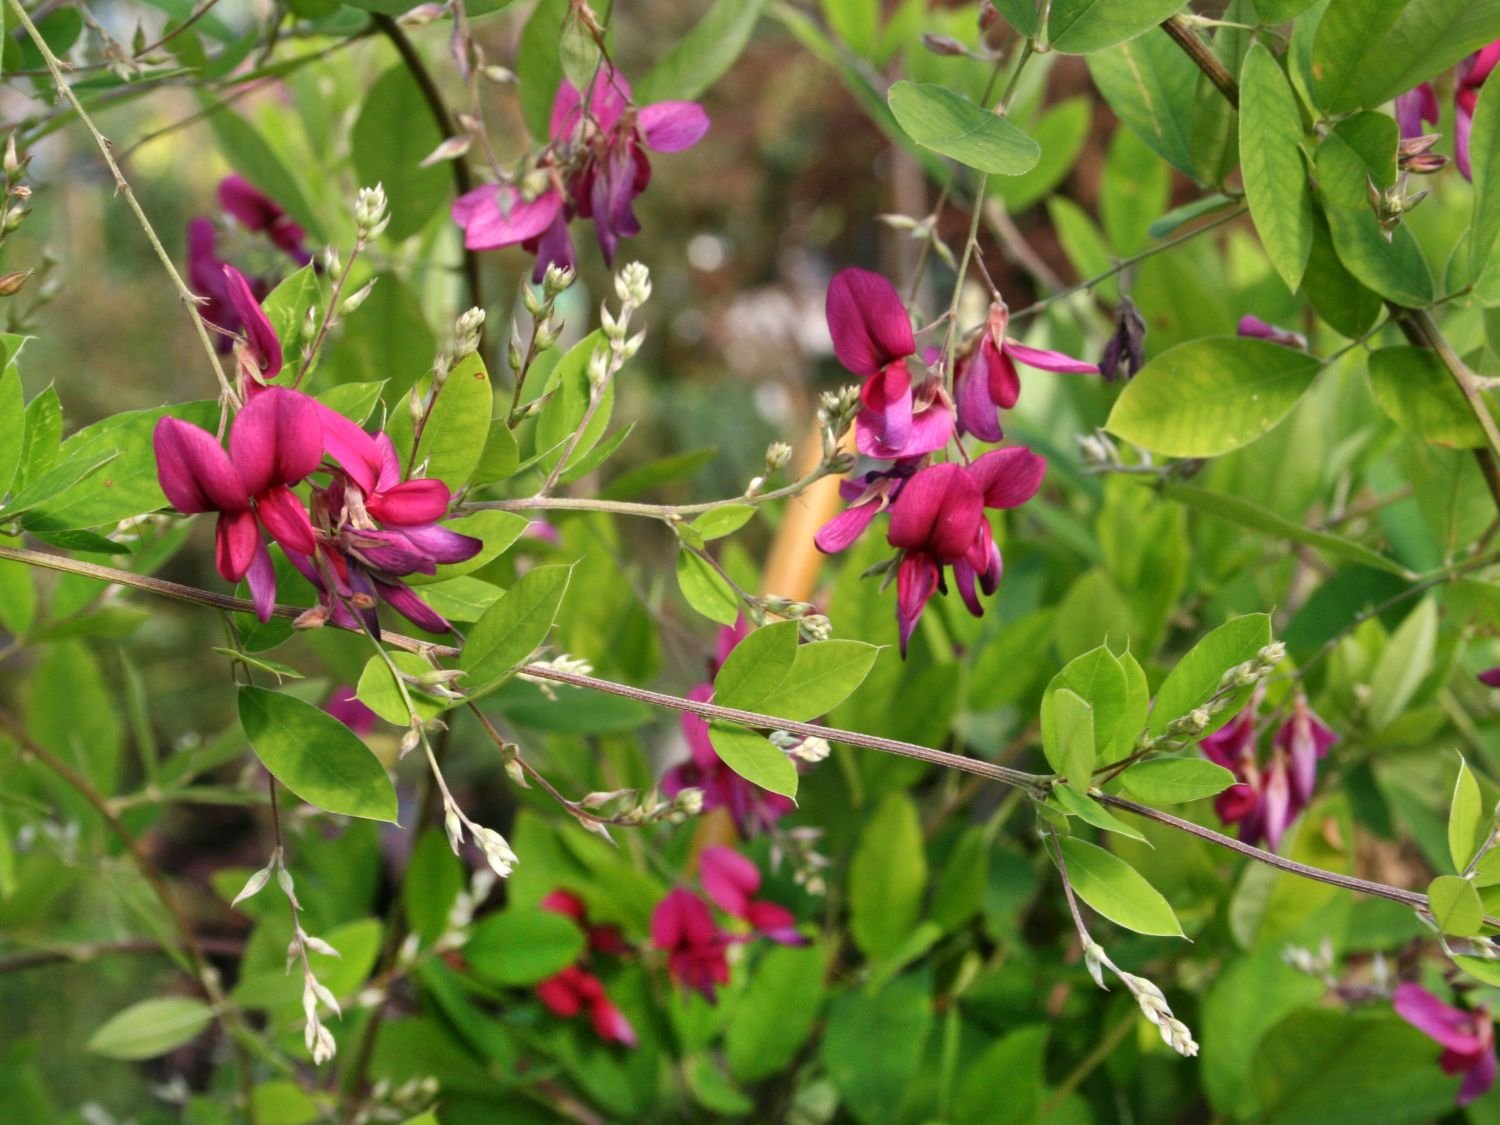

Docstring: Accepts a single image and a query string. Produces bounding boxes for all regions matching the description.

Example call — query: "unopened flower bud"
[398,2,447,24]
[616,261,652,306]
[599,302,623,339]
[523,285,546,318]
[302,933,340,958]
[620,329,646,362]
[587,347,611,390]
[323,246,342,275]
[979,0,999,31]
[482,64,517,84]
[508,336,524,372]
[419,133,474,168]
[354,184,390,240]
[4,133,22,178]
[799,614,833,642]
[276,865,299,909]
[471,825,518,878]
[542,263,574,297]
[294,605,330,629]
[341,278,377,316]
[231,863,273,908]
[4,207,28,232]
[455,306,486,340]
[674,787,705,816]
[765,441,793,473]
[922,33,966,56]
[0,269,30,296]
[1257,642,1286,670]
[443,807,465,854]
[532,316,562,351]
[1082,941,1108,990]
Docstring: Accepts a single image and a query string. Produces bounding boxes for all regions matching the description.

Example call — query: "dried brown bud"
[922,33,966,56]
[0,270,31,296]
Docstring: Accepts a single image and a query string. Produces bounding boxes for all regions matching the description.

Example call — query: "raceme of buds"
[616,261,652,307]
[543,262,575,297]
[355,184,390,240]
[472,824,519,878]
[765,441,793,473]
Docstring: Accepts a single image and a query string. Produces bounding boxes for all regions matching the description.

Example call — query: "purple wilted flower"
[954,301,1098,441]
[452,64,708,278]
[1238,314,1307,350]
[1457,43,1500,180]
[1098,297,1147,382]
[699,846,804,946]
[1273,695,1338,808]
[153,387,323,621]
[885,448,1045,655]
[826,268,954,460]
[325,685,378,736]
[1394,983,1498,1106]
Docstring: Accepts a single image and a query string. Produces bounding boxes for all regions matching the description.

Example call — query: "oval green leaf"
[460,564,571,693]
[1119,757,1237,803]
[1367,346,1488,449]
[87,997,215,1060]
[1427,873,1485,937]
[707,721,798,798]
[1149,614,1272,737]
[1058,837,1184,937]
[465,909,586,986]
[887,81,1041,175]
[1240,43,1314,292]
[1047,0,1187,54]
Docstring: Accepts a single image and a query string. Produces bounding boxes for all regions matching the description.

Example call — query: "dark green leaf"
[848,792,926,959]
[637,0,766,102]
[725,943,826,1081]
[1149,614,1271,737]
[821,972,932,1124]
[1368,345,1488,449]
[465,909,585,986]
[460,565,571,692]
[1334,0,1500,112]
[351,66,449,242]
[237,686,398,821]
[1311,0,1405,112]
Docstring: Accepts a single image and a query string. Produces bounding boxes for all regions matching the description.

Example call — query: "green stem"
[466,466,829,519]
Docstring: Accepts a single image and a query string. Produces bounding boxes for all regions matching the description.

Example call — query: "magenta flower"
[1457,43,1500,179]
[153,387,322,621]
[325,685,378,736]
[452,64,708,278]
[218,175,311,265]
[224,265,284,381]
[813,461,919,554]
[1394,983,1497,1106]
[535,965,637,1047]
[954,302,1098,442]
[540,889,630,957]
[885,448,1045,654]
[651,888,732,1002]
[826,268,954,459]
[699,847,804,945]
[1394,83,1441,141]
[1237,314,1307,350]
[1480,667,1500,688]
[1272,695,1338,810]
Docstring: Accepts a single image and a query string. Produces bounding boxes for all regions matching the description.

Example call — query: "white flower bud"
[322,246,342,276]
[1257,641,1286,669]
[302,933,341,959]
[419,133,474,168]
[620,329,646,362]
[471,825,518,878]
[311,1024,336,1065]
[674,787,705,816]
[482,64,517,84]
[354,184,389,240]
[616,261,652,306]
[542,263,575,296]
[523,286,546,318]
[276,865,300,909]
[599,303,623,340]
[765,441,793,473]
[340,278,377,317]
[443,807,465,854]
[230,863,273,908]
[400,726,421,757]
[587,347,611,390]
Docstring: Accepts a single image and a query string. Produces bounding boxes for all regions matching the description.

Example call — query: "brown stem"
[1160,15,1238,108]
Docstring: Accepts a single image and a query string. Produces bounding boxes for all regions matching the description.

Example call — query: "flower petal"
[1459,1046,1498,1106]
[451,183,499,227]
[230,386,324,496]
[814,498,883,554]
[215,507,260,582]
[826,268,915,376]
[955,349,1004,442]
[256,484,317,556]
[639,102,710,152]
[246,538,277,622]
[895,550,940,657]
[154,416,249,514]
[223,266,284,379]
[1005,340,1098,374]
[856,399,953,460]
[700,846,759,918]
[367,478,451,527]
[461,186,564,251]
[967,446,1046,510]
[1395,984,1489,1053]
[314,404,382,494]
[375,579,450,634]
[887,463,978,555]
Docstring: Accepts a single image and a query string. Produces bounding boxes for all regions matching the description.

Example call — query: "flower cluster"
[452,64,708,280]
[663,618,829,836]
[1395,41,1500,179]
[1394,983,1497,1106]
[188,176,312,350]
[814,269,1092,653]
[153,266,480,633]
[534,890,636,1047]
[1200,691,1338,851]
[651,847,804,1003]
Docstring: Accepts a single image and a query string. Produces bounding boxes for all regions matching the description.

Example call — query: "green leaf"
[1120,757,1238,803]
[1257,0,1319,17]
[410,355,493,491]
[821,971,932,1124]
[1366,597,1437,731]
[1047,0,1187,54]
[714,621,798,711]
[209,649,303,682]
[317,381,385,426]
[403,829,465,946]
[769,640,879,722]
[887,81,1041,175]
[464,908,585,986]
[1162,482,1409,576]
[1449,756,1485,873]
[1106,337,1321,457]
[1149,614,1272,737]
[200,108,321,239]
[1112,650,1152,764]
[473,419,520,486]
[1057,837,1184,937]
[1455,955,1500,987]
[994,0,1041,37]
[356,652,450,725]
[849,793,927,959]
[1148,193,1238,239]
[636,0,766,102]
[691,504,756,541]
[261,265,323,361]
[1051,784,1148,842]
[87,997,214,1060]
[1311,0,1406,112]
[460,565,571,692]
[1240,44,1314,291]
[677,550,740,626]
[930,828,990,930]
[0,363,21,502]
[1101,124,1170,256]
[1201,951,1325,1118]
[953,1025,1049,1125]
[1303,207,1383,338]
[350,66,448,242]
[706,722,798,798]
[518,0,569,137]
[534,331,616,477]
[726,943,826,1082]
[1472,81,1500,280]
[1427,874,1485,936]
[1043,688,1097,791]
[1333,0,1500,112]
[412,576,504,623]
[237,686,398,821]
[1368,346,1488,449]
[1041,646,1130,768]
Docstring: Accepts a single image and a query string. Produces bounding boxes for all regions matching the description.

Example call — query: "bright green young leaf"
[1149,193,1238,239]
[1162,483,1409,576]
[238,687,398,822]
[1149,614,1272,737]
[87,997,214,1060]
[1240,43,1314,292]
[994,0,1041,37]
[714,621,798,711]
[410,354,493,491]
[1449,756,1485,873]
[1106,338,1321,457]
[637,0,766,102]
[1047,0,1186,54]
[414,576,504,623]
[993,97,1091,213]
[1366,597,1437,731]
[1477,848,1500,887]
[1367,346,1489,449]
[261,264,323,361]
[1427,873,1485,936]
[848,792,927,959]
[473,419,520,486]
[707,722,798,798]
[350,66,448,241]
[768,639,879,722]
[0,363,21,501]
[887,81,1041,175]
[464,909,585,986]
[726,942,826,1082]
[1051,784,1148,842]
[677,550,740,626]
[460,565,571,692]
[356,652,451,725]
[1472,82,1500,280]
[1041,646,1130,768]
[1045,689,1096,791]
[1311,0,1405,112]
[16,380,60,493]
[1111,651,1152,763]
[1120,757,1238,803]
[317,381,386,426]
[1058,838,1184,936]
[692,504,757,541]
[1455,955,1500,987]
[535,331,615,477]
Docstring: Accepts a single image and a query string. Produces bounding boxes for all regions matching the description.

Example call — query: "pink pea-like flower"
[1394,983,1497,1106]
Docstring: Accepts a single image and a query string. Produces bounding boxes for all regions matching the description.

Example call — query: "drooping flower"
[1457,43,1500,179]
[223,265,284,381]
[826,268,954,460]
[1479,667,1500,688]
[452,64,709,279]
[1272,695,1338,809]
[699,846,804,945]
[651,888,732,1002]
[883,448,1046,654]
[541,889,630,956]
[812,460,920,555]
[1394,83,1441,142]
[217,175,312,265]
[1394,983,1498,1106]
[1238,314,1307,350]
[153,386,323,621]
[536,965,637,1047]
[953,301,1098,441]
[1098,297,1147,383]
